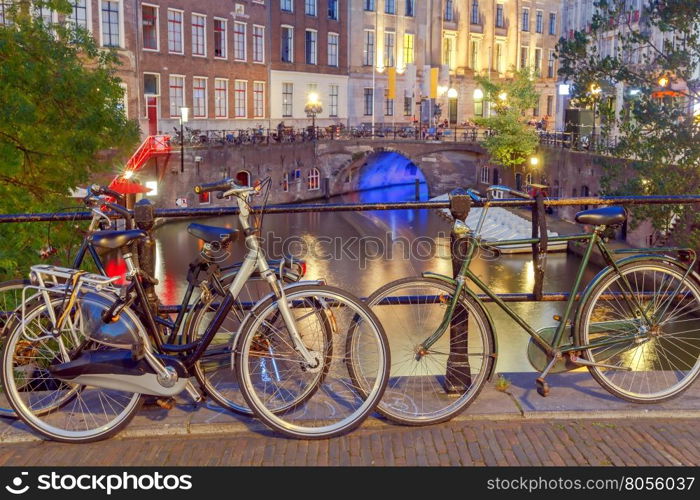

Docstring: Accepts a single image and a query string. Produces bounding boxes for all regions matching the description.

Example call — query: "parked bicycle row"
[0,179,698,442]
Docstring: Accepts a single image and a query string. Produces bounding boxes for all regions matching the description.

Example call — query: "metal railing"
[1,194,698,309]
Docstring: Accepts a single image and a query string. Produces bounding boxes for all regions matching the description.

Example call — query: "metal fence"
[2,194,699,308]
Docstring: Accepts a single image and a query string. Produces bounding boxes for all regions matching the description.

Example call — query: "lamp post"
[179,106,189,173]
[589,84,601,147]
[304,92,322,141]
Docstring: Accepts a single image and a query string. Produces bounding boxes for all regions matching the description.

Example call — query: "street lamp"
[529,156,539,168]
[589,84,601,146]
[304,92,322,140]
[179,106,189,173]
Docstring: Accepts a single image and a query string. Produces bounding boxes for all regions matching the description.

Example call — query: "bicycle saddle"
[88,229,147,249]
[187,223,238,244]
[574,206,626,226]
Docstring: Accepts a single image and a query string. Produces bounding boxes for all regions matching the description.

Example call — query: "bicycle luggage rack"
[19,265,122,341]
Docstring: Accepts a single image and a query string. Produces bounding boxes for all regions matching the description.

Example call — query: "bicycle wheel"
[0,279,31,417]
[1,294,144,442]
[363,277,495,425]
[576,259,700,402]
[235,284,389,439]
[184,273,300,415]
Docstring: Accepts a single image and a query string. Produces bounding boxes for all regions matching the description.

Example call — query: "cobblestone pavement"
[0,418,697,466]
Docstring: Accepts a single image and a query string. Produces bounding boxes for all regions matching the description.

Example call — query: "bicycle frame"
[420,221,685,359]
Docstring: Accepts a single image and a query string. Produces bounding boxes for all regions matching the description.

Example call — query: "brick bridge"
[154,138,488,208]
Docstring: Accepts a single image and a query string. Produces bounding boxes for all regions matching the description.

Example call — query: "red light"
[299,261,307,278]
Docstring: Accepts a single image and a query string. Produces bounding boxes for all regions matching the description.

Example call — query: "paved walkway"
[0,417,697,466]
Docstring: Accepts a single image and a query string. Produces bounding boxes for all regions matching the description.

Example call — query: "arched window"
[308,168,320,191]
[236,170,251,187]
[525,173,532,186]
[515,173,523,191]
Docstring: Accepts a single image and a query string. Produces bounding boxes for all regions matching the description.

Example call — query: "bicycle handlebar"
[487,185,533,200]
[194,179,234,194]
[89,184,125,204]
[103,202,133,230]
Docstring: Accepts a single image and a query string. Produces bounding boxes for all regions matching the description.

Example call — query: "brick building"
[269,0,348,128]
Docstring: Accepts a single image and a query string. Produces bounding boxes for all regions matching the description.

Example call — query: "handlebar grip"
[89,184,125,204]
[193,179,232,194]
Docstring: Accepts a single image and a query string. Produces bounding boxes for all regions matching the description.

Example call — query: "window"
[192,14,206,56]
[215,79,228,118]
[364,0,374,11]
[546,95,553,116]
[496,4,504,28]
[364,88,374,116]
[253,25,264,63]
[281,0,293,12]
[282,83,293,117]
[384,89,394,116]
[35,5,55,25]
[254,82,265,118]
[328,0,338,20]
[470,0,479,25]
[69,1,89,29]
[305,29,317,64]
[308,168,320,191]
[384,31,395,67]
[101,1,120,47]
[281,26,293,62]
[474,93,483,117]
[236,171,251,187]
[480,166,489,183]
[329,84,339,117]
[444,34,456,70]
[305,0,316,16]
[404,96,412,116]
[214,19,227,58]
[144,73,159,95]
[403,33,414,64]
[233,22,246,61]
[495,42,504,73]
[168,10,183,54]
[405,0,415,17]
[520,46,529,69]
[547,50,555,78]
[363,30,375,66]
[549,13,556,35]
[282,172,289,192]
[234,80,247,118]
[169,75,185,117]
[470,39,479,70]
[328,33,339,66]
[536,10,543,33]
[533,98,540,117]
[0,2,11,25]
[444,0,453,21]
[142,5,158,51]
[193,77,207,118]
[385,0,395,15]
[534,48,542,75]
[522,8,529,31]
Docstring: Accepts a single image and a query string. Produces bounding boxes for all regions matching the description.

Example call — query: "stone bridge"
[153,138,488,208]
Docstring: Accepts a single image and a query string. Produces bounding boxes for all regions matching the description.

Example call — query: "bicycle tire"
[361,277,495,425]
[235,284,389,439]
[575,259,700,403]
[0,279,31,418]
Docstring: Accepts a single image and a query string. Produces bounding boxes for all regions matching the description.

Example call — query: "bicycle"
[0,185,305,418]
[365,185,700,425]
[1,178,389,441]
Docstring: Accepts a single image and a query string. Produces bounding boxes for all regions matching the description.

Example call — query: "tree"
[0,1,139,278]
[473,69,540,170]
[557,0,700,246]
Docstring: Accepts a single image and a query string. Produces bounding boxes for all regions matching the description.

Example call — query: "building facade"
[269,0,348,128]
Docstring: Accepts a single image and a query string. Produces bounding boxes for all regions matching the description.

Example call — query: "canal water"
[150,183,599,373]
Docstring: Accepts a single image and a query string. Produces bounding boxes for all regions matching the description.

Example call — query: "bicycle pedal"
[535,377,550,397]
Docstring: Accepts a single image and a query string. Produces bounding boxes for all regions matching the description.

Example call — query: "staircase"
[108,135,172,192]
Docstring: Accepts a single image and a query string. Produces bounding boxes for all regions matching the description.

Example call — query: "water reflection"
[150,183,599,372]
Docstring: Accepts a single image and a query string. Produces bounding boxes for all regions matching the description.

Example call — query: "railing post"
[445,190,472,392]
[531,192,548,300]
[134,199,160,315]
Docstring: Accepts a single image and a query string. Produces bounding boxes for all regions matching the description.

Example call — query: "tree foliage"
[0,1,139,277]
[557,0,700,246]
[473,68,540,170]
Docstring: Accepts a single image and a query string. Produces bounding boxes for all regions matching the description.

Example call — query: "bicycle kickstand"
[535,355,559,397]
